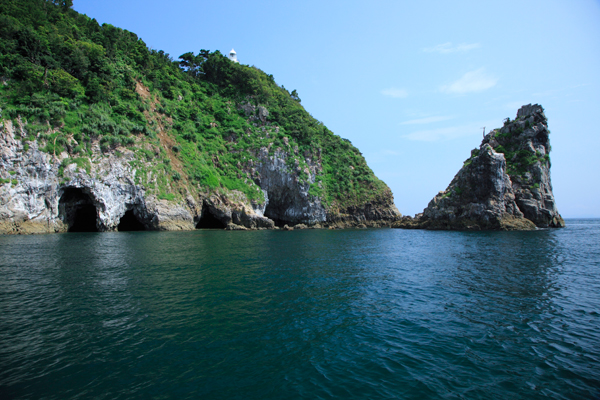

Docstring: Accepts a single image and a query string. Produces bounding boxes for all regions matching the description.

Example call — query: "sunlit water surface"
[1,219,599,399]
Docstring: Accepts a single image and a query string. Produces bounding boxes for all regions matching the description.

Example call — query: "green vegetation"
[58,156,91,176]
[494,142,548,176]
[0,0,387,208]
[463,148,480,167]
[158,192,175,201]
[491,117,550,177]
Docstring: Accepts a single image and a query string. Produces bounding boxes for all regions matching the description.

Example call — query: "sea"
[0,219,599,399]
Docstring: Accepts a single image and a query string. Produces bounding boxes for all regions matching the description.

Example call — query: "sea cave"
[59,187,98,232]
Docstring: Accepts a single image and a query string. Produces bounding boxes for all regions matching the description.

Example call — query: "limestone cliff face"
[0,116,397,234]
[0,119,191,233]
[255,147,326,225]
[394,104,564,231]
[0,118,275,234]
[250,145,399,229]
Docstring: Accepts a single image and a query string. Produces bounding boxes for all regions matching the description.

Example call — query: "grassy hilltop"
[0,0,392,218]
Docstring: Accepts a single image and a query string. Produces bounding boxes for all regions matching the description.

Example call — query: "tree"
[179,50,211,78]
[200,50,235,87]
[291,89,301,102]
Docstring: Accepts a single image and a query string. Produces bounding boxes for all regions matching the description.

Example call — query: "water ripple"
[1,221,599,399]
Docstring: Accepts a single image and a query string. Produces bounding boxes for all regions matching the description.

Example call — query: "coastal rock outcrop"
[394,104,564,231]
[0,118,270,233]
[0,119,177,233]
[396,144,534,230]
[326,186,401,228]
[483,104,564,228]
[0,116,397,234]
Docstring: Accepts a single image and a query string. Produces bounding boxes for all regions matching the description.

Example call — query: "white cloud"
[423,42,480,54]
[400,116,454,125]
[440,69,497,94]
[381,87,408,98]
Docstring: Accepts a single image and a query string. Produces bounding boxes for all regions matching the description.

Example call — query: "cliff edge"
[394,104,564,231]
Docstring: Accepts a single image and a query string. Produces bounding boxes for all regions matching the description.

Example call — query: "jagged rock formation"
[396,144,535,230]
[484,104,564,227]
[394,104,564,231]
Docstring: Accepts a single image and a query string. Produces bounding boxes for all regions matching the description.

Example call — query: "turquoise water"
[1,220,599,399]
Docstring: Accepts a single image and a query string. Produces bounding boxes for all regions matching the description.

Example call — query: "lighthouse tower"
[228,48,239,63]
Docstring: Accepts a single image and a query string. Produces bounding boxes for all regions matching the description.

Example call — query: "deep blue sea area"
[1,219,599,399]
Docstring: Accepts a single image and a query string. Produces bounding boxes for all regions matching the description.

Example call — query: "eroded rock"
[482,104,564,228]
[255,147,326,226]
[395,104,563,231]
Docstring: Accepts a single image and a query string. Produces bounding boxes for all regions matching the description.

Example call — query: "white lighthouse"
[228,48,239,63]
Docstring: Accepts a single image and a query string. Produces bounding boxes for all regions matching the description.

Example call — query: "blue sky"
[74,0,600,217]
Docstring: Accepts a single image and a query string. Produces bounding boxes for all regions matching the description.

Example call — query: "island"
[394,104,564,230]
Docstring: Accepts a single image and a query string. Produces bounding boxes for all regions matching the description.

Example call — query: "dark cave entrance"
[264,192,293,227]
[264,208,287,227]
[118,209,146,231]
[59,187,98,232]
[196,205,227,229]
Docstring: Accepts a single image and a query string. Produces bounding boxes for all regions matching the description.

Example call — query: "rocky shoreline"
[0,118,400,235]
[1,104,564,234]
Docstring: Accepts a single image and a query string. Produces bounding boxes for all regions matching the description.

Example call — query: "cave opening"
[118,209,146,231]
[264,208,287,227]
[196,205,227,229]
[59,187,98,232]
[264,192,293,227]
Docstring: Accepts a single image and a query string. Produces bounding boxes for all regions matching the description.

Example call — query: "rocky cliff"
[0,0,400,234]
[0,111,399,234]
[394,104,564,231]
